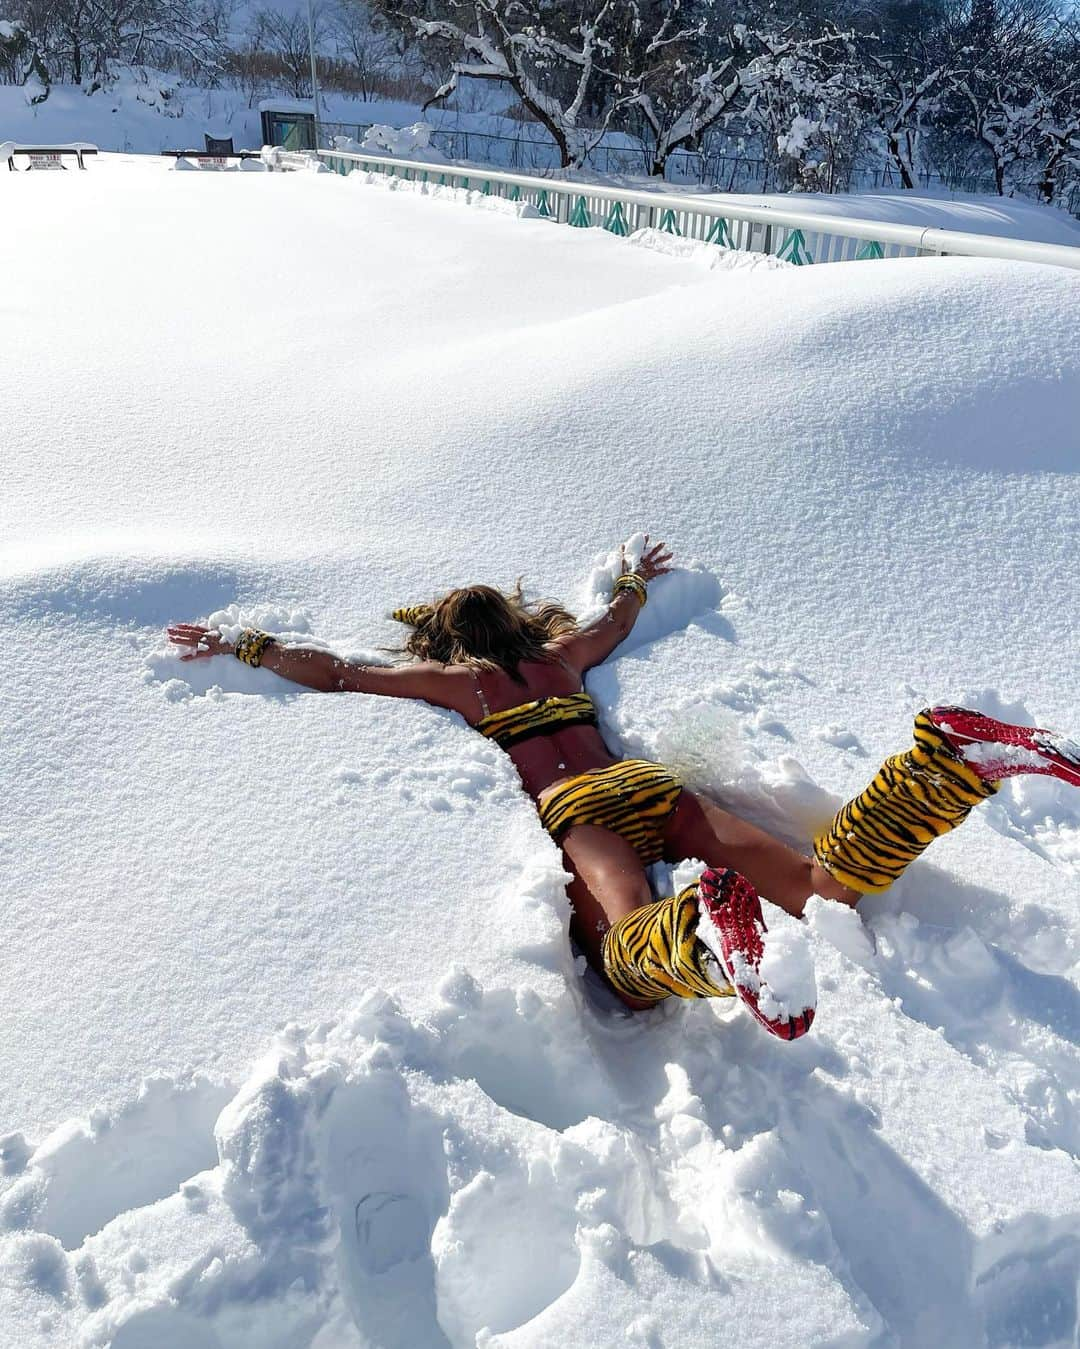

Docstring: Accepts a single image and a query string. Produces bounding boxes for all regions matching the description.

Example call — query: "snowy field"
[2,157,1080,1348]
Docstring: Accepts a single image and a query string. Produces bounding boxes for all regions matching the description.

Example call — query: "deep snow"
[1,159,1080,1348]
[699,184,1080,247]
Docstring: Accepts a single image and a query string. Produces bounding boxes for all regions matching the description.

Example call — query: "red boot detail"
[696,868,816,1041]
[928,706,1080,788]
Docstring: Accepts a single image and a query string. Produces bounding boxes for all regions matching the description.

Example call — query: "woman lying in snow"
[168,540,1080,1040]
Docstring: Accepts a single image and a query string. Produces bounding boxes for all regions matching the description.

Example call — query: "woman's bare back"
[470,651,620,802]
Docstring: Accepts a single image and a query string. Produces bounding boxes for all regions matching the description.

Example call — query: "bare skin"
[168,538,858,1009]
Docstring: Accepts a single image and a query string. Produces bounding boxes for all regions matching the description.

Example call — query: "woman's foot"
[927,706,1080,787]
[695,867,816,1040]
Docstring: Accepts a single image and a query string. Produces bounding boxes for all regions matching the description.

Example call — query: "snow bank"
[2,163,1080,1347]
[712,184,1080,248]
[333,121,450,165]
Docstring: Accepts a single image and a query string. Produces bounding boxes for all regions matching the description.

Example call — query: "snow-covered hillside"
[0,76,493,155]
[2,157,1080,1349]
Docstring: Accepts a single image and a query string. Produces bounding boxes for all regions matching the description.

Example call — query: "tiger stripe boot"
[602,867,817,1040]
[813,707,1001,895]
[602,881,730,1006]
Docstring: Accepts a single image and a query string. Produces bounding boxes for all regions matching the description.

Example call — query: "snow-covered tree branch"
[378,0,636,168]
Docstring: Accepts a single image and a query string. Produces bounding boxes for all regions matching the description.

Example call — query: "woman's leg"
[561,823,732,1009]
[665,707,1007,916]
[560,824,656,1008]
[663,790,859,918]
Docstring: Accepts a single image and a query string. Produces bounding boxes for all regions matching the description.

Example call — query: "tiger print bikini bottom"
[537,760,683,866]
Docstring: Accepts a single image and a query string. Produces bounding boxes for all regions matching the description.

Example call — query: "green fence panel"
[509,184,521,201]
[856,240,885,260]
[569,195,591,228]
[658,208,681,235]
[604,201,629,236]
[705,216,732,247]
[777,228,812,265]
[536,189,552,218]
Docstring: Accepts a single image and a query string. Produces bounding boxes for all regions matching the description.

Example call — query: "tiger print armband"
[612,573,648,607]
[234,629,276,667]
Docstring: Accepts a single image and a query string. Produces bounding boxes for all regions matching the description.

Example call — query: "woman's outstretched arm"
[166,624,473,708]
[554,538,672,675]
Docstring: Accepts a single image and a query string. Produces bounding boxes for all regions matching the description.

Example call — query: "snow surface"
[701,185,1080,248]
[2,160,1080,1348]
[335,122,449,164]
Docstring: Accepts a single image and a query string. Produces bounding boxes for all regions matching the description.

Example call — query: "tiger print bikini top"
[475,691,598,749]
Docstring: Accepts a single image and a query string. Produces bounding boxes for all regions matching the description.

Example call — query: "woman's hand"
[167,623,233,662]
[622,536,672,582]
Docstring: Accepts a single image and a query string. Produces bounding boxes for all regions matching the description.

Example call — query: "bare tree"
[1032,92,1080,205]
[376,0,643,169]
[625,23,855,182]
[745,40,865,192]
[957,5,1080,196]
[331,0,400,101]
[249,5,324,98]
[859,47,961,189]
[7,0,227,87]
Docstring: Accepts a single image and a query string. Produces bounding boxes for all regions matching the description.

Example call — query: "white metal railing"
[265,147,1080,272]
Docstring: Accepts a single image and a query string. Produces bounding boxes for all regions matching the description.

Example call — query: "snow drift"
[1,162,1080,1348]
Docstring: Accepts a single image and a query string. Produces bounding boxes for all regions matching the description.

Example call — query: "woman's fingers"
[167,623,219,659]
[636,537,672,579]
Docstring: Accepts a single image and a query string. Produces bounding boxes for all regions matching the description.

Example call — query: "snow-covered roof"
[257,98,315,115]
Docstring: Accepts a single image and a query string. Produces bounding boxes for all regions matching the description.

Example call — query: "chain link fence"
[317,119,1080,219]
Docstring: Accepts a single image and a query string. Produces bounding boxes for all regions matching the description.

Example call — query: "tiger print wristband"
[234,628,276,667]
[612,573,648,607]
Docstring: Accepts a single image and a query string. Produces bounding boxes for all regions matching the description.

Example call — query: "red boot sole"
[697,867,816,1041]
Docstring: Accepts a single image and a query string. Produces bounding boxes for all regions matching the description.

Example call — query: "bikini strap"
[473,671,491,719]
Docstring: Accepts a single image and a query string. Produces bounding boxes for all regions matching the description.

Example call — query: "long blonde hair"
[395,583,577,682]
